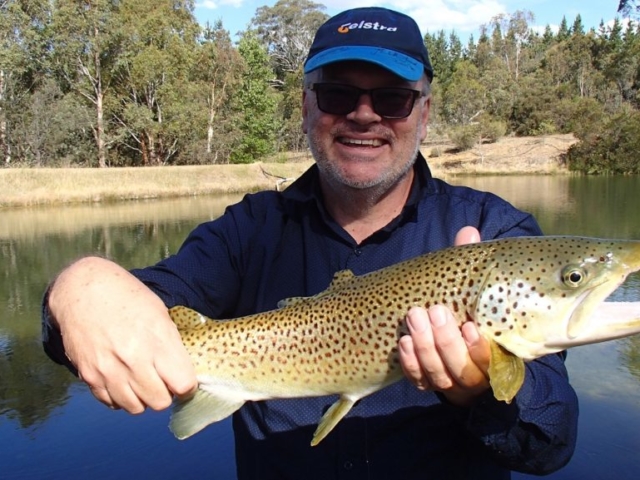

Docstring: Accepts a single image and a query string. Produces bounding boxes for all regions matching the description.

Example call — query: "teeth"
[340,138,384,147]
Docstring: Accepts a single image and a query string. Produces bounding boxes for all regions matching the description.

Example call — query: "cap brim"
[304,46,424,82]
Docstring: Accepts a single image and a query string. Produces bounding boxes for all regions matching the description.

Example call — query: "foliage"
[229,34,280,164]
[563,110,640,174]
[1,1,640,172]
[449,124,481,151]
[448,113,506,151]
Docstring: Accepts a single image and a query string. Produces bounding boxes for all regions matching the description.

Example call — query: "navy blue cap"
[304,7,433,82]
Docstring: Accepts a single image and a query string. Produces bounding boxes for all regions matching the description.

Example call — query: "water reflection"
[1,177,639,479]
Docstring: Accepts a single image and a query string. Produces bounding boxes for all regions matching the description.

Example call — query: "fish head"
[472,237,640,360]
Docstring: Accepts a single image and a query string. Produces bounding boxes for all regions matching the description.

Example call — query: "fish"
[168,235,640,446]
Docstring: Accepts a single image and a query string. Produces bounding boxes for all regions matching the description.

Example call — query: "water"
[1,176,639,479]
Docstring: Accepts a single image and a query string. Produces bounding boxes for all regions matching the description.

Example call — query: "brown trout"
[168,236,640,446]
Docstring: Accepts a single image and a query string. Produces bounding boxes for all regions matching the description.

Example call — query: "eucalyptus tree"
[1,0,51,165]
[486,10,535,82]
[440,60,487,125]
[248,0,328,153]
[249,0,328,81]
[194,20,244,163]
[51,0,123,167]
[111,0,200,165]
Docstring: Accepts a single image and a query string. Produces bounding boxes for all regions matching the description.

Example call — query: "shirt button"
[343,460,354,470]
[354,248,362,256]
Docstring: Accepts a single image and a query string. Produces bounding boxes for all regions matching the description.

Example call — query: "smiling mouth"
[338,137,385,147]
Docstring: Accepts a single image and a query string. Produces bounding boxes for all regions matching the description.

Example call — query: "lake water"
[1,175,639,479]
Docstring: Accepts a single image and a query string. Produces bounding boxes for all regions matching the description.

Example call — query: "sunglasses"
[309,83,424,119]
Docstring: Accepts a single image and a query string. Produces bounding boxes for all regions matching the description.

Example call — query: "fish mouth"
[547,280,640,349]
[566,284,608,340]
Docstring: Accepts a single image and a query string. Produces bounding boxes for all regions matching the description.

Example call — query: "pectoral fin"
[170,389,244,440]
[488,340,525,403]
[311,396,356,447]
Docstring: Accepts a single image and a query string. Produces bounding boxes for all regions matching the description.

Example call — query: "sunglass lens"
[372,89,415,118]
[316,85,358,115]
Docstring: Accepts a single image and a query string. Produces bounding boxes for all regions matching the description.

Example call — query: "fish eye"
[561,266,585,287]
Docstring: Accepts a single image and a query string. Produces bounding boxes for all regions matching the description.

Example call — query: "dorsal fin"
[168,306,211,331]
[328,269,356,289]
[277,269,357,308]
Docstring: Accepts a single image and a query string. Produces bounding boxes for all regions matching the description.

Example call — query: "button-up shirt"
[44,154,578,479]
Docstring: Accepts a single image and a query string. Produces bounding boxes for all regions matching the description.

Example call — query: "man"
[43,7,578,479]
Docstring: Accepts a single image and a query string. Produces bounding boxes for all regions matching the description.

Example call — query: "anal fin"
[311,396,355,447]
[170,389,244,440]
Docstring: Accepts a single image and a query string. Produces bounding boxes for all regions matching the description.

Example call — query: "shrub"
[449,124,481,151]
[563,111,640,174]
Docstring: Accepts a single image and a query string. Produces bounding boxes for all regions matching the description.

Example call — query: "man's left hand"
[398,226,491,406]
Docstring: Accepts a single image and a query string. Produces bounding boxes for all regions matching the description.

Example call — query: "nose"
[346,93,381,123]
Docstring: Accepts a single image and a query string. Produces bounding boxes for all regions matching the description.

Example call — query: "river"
[1,175,639,479]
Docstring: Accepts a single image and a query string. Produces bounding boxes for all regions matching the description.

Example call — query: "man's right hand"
[48,256,197,413]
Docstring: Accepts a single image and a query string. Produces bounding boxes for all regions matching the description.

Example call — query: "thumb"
[454,226,481,246]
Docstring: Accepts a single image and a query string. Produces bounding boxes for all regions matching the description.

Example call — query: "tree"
[249,0,328,81]
[486,11,535,81]
[193,20,244,163]
[619,0,640,18]
[441,61,487,125]
[230,33,280,164]
[52,0,123,167]
[0,0,51,165]
[111,0,200,165]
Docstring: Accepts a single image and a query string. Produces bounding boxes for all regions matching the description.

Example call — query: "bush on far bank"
[563,110,640,174]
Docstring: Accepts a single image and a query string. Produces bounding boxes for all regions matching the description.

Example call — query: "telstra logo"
[337,21,398,33]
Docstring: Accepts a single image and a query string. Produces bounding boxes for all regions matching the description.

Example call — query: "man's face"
[302,61,431,193]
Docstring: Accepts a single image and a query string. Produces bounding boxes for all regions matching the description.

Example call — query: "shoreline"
[0,134,576,209]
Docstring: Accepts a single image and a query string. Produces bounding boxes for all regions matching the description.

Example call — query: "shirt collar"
[282,152,433,243]
[283,152,433,206]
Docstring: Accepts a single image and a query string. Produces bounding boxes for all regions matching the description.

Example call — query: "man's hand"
[49,257,197,413]
[398,226,491,406]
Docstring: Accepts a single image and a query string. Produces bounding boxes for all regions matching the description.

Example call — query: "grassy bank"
[0,162,314,208]
[0,134,576,208]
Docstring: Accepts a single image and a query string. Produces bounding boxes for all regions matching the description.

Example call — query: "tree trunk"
[93,30,107,168]
[0,69,9,165]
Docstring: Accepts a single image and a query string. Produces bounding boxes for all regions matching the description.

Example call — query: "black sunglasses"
[309,83,424,119]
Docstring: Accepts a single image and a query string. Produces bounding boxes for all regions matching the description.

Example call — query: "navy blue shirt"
[44,154,578,479]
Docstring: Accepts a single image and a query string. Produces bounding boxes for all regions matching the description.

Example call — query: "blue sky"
[194,1,624,41]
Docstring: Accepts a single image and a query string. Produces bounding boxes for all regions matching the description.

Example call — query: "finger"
[454,226,481,246]
[153,325,198,401]
[430,306,486,389]
[398,335,431,390]
[87,384,120,410]
[461,321,491,376]
[84,374,145,414]
[128,373,176,411]
[405,307,452,390]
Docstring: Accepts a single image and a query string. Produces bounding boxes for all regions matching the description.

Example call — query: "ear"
[301,89,309,134]
[419,96,431,142]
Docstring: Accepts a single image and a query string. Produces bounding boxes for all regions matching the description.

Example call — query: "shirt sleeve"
[40,194,260,370]
[451,352,578,474]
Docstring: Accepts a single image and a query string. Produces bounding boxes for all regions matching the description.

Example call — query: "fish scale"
[169,235,640,446]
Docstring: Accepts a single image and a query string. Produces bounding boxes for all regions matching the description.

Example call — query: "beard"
[306,125,421,199]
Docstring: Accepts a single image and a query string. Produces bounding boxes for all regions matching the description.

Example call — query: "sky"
[193,0,625,41]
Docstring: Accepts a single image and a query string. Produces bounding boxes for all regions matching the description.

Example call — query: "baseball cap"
[304,7,433,82]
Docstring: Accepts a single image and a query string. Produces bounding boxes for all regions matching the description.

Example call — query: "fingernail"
[463,322,480,344]
[407,311,427,333]
[398,336,412,353]
[429,306,447,327]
